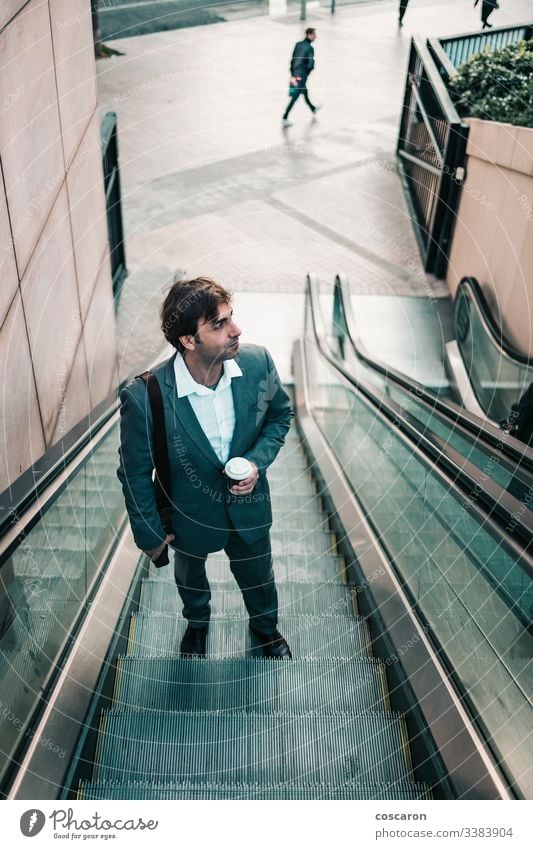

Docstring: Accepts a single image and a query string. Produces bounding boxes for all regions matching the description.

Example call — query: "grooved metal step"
[92,711,412,785]
[138,579,356,618]
[78,779,431,800]
[126,615,372,659]
[269,529,336,556]
[112,657,388,713]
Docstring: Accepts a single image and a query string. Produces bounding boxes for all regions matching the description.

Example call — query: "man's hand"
[229,461,259,496]
[291,76,300,85]
[144,533,175,562]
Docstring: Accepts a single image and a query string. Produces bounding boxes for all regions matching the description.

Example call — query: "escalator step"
[112,657,387,713]
[126,615,372,659]
[78,779,430,800]
[138,579,356,618]
[268,529,336,556]
[92,710,411,785]
[271,511,330,531]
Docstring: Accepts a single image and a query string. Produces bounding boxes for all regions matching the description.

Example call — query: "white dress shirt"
[174,352,243,464]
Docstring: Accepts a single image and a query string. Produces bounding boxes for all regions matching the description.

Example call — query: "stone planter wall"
[447,117,533,356]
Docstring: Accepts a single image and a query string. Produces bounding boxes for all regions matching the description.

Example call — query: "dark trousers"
[399,0,409,23]
[283,83,315,119]
[174,531,278,635]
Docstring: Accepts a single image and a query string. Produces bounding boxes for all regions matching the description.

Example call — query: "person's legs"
[224,531,278,635]
[283,90,302,120]
[302,85,317,113]
[398,0,409,25]
[173,549,211,627]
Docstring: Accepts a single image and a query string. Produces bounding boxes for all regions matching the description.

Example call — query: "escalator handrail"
[455,276,533,367]
[333,273,533,471]
[308,274,533,561]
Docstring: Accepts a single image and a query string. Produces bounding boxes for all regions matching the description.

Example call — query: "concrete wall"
[0,0,118,492]
[447,117,533,357]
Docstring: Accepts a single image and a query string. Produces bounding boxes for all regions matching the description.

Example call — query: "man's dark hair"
[160,276,231,353]
[305,27,316,36]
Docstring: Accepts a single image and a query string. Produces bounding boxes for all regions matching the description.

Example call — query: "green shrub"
[450,39,533,128]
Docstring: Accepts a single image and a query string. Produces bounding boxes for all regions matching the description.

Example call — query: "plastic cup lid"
[224,457,252,480]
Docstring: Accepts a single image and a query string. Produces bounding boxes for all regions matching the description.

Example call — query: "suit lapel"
[162,357,222,468]
[228,360,256,458]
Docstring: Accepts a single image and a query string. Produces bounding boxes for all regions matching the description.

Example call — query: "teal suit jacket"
[117,344,293,556]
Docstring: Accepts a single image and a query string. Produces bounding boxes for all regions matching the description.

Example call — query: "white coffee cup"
[224,457,253,490]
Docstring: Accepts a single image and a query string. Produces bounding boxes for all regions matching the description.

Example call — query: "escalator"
[333,273,533,444]
[329,273,533,502]
[1,278,531,800]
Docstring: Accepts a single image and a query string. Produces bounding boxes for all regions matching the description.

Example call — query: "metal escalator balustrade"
[304,279,533,799]
[77,430,431,800]
[0,416,126,796]
[330,273,533,512]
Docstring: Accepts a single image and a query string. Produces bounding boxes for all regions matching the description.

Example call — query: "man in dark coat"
[282,28,319,127]
[117,277,293,660]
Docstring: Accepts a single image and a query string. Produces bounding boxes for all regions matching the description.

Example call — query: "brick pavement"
[95,0,532,380]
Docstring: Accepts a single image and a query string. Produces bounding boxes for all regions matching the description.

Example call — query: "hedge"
[450,39,533,128]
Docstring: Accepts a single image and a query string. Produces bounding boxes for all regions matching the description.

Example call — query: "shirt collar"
[174,352,243,398]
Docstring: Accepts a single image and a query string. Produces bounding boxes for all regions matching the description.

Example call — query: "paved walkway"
[95,0,532,382]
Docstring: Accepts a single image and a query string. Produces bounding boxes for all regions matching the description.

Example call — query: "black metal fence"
[397,23,532,279]
[101,112,127,300]
[397,35,468,279]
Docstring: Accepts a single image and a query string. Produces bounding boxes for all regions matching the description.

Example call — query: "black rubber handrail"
[308,274,533,561]
[333,273,533,471]
[456,276,533,367]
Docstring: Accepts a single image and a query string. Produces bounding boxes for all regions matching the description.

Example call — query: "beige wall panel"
[511,126,533,177]
[50,334,91,446]
[0,181,19,327]
[83,256,118,409]
[67,112,109,320]
[0,290,46,492]
[49,0,98,169]
[500,227,533,357]
[0,0,65,275]
[20,185,82,445]
[496,125,517,171]
[448,158,500,299]
[487,170,532,314]
[0,0,29,31]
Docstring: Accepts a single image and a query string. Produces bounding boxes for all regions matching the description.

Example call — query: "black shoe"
[180,624,208,657]
[251,628,292,659]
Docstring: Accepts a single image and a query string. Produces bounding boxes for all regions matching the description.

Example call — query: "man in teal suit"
[117,277,293,659]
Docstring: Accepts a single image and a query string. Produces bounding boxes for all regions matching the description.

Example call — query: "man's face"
[192,302,241,364]
[308,31,317,41]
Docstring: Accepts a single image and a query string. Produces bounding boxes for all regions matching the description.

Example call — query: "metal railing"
[439,23,532,70]
[101,112,127,300]
[397,35,468,278]
[398,24,532,278]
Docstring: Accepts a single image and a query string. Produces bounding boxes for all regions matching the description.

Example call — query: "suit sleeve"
[243,349,294,472]
[116,380,167,551]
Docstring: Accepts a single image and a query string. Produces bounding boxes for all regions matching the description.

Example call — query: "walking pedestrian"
[474,0,499,29]
[282,28,320,127]
[117,276,294,660]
